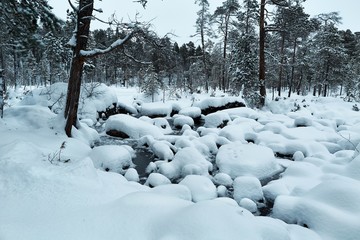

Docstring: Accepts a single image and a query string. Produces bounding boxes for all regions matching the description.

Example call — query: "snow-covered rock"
[88,145,134,174]
[158,147,212,180]
[173,115,194,128]
[204,111,231,128]
[179,175,217,202]
[178,106,202,119]
[233,176,264,203]
[145,173,171,187]
[216,143,281,180]
[105,114,164,139]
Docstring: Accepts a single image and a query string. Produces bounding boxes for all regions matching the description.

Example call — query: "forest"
[1,0,359,112]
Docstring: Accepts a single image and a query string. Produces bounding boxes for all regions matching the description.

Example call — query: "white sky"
[48,0,359,44]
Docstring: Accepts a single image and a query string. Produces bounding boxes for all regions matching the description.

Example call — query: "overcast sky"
[48,0,359,44]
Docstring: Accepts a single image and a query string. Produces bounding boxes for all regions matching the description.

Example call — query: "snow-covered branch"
[80,32,134,58]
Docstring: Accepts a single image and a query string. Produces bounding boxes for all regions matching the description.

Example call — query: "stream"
[94,117,284,216]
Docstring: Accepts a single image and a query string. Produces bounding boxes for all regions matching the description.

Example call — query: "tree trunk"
[259,0,266,107]
[288,38,297,98]
[0,46,5,118]
[64,0,94,137]
[277,33,285,97]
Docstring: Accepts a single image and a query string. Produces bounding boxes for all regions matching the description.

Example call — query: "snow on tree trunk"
[64,0,94,137]
[0,69,4,118]
[259,0,266,107]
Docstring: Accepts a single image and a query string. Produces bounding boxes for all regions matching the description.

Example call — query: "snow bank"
[272,178,360,240]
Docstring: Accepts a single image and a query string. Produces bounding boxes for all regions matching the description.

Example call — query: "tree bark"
[259,0,266,107]
[288,38,297,98]
[64,0,94,137]
[277,33,285,97]
[0,46,5,118]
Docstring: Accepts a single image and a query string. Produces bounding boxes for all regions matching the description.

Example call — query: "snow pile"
[20,82,117,123]
[88,145,135,174]
[179,175,217,202]
[216,142,282,180]
[158,147,212,180]
[194,96,245,114]
[133,100,172,117]
[105,114,164,139]
[173,115,194,128]
[204,111,231,128]
[272,178,360,240]
[178,106,202,119]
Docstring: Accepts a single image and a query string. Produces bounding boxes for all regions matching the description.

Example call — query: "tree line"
[0,0,360,134]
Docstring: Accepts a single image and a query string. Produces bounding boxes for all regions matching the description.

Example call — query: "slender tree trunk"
[0,46,4,118]
[64,0,94,137]
[278,33,285,97]
[288,38,297,98]
[222,15,230,92]
[259,0,266,107]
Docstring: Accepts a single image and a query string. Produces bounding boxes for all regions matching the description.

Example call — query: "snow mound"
[105,114,164,139]
[145,173,171,187]
[233,176,264,203]
[216,143,281,180]
[134,100,172,117]
[88,145,135,174]
[173,115,195,128]
[272,178,360,240]
[4,105,56,129]
[179,175,217,202]
[204,111,231,128]
[158,147,212,180]
[178,106,202,119]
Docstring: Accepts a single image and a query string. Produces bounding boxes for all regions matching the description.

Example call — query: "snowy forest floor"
[1,85,360,240]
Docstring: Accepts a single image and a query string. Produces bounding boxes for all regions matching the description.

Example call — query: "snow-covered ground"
[1,85,360,240]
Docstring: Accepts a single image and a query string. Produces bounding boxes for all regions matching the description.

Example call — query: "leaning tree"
[64,0,148,137]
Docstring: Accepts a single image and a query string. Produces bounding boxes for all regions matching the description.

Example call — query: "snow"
[2,85,360,240]
[216,142,282,180]
[88,145,135,174]
[173,114,195,128]
[233,176,264,203]
[179,175,217,202]
[178,106,201,119]
[105,114,164,139]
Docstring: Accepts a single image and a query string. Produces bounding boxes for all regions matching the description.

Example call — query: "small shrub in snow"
[48,141,70,165]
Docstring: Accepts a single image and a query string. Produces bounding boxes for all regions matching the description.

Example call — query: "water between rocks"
[94,117,285,216]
